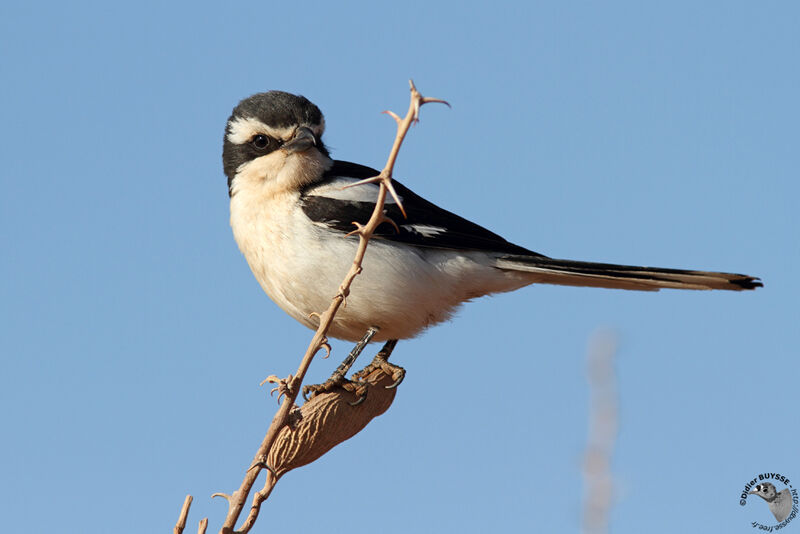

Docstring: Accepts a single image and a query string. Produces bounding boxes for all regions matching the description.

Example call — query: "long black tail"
[495,255,762,291]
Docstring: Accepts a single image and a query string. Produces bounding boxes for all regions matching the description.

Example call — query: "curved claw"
[386,373,405,390]
[349,391,367,406]
[247,459,269,472]
[260,374,279,387]
[318,341,332,359]
[262,374,293,402]
[301,386,312,402]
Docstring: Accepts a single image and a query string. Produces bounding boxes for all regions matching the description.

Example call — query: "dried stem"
[209,80,447,534]
[174,495,193,534]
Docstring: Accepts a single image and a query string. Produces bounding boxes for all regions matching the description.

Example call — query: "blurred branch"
[582,330,619,534]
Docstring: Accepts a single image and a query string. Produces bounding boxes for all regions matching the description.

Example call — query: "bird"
[222,90,761,395]
[750,482,793,522]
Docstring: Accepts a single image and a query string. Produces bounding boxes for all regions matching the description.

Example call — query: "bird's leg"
[352,339,405,389]
[302,327,378,404]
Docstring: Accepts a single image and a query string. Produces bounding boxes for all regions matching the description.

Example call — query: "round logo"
[740,472,797,529]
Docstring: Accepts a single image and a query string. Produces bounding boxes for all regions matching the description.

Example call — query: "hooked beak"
[283,126,317,153]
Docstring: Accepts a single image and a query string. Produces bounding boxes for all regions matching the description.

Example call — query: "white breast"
[230,185,531,342]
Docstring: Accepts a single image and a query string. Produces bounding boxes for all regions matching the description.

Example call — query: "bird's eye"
[252,134,270,149]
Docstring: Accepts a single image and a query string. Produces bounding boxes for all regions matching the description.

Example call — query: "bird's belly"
[231,194,530,342]
[253,233,472,342]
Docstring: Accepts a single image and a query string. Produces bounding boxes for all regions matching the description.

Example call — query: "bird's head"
[223,91,331,197]
[750,483,778,502]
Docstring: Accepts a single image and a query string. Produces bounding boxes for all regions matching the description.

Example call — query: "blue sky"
[1,2,797,533]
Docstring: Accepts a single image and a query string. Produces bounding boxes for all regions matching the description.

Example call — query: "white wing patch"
[402,224,446,237]
[305,177,402,204]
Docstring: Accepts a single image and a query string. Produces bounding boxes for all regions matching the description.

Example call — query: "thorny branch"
[177,81,447,533]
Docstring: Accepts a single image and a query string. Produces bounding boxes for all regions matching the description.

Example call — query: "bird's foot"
[302,370,369,406]
[302,327,380,405]
[302,338,401,405]
[352,340,405,389]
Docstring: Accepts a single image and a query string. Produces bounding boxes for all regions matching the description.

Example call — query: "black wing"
[300,160,541,256]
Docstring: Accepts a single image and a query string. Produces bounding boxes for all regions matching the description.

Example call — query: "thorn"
[211,493,231,502]
[344,221,365,238]
[340,175,382,190]
[307,311,321,321]
[421,96,451,108]
[379,212,400,234]
[382,110,402,124]
[338,283,351,298]
[407,80,449,123]
[384,180,407,218]
[338,174,405,218]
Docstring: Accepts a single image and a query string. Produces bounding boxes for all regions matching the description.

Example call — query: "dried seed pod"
[267,366,399,478]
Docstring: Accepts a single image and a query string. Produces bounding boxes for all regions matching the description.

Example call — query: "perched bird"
[750,482,793,522]
[222,91,761,390]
